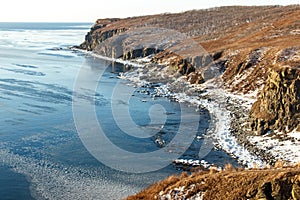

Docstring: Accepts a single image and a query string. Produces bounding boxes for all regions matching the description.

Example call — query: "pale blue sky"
[1,0,299,22]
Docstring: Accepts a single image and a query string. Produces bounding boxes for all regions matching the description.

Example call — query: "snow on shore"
[72,48,148,68]
[167,86,265,168]
[248,130,300,165]
[120,66,265,168]
[156,80,300,167]
[81,49,300,168]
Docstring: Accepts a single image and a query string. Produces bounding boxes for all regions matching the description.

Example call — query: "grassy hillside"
[127,164,300,200]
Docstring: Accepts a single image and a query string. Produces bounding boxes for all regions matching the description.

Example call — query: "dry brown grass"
[84,5,300,94]
[94,6,299,37]
[224,163,235,172]
[199,7,300,52]
[274,160,285,168]
[126,174,183,200]
[196,6,300,95]
[127,166,300,200]
[88,5,300,53]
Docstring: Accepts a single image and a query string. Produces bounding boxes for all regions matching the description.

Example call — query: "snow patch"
[248,131,300,164]
[173,159,213,169]
[289,129,300,140]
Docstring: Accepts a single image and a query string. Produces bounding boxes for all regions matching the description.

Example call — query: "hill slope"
[79,5,300,135]
[127,165,300,200]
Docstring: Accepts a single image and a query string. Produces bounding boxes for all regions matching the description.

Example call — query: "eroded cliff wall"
[250,66,300,134]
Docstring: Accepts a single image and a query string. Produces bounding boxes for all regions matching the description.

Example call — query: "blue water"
[0,22,94,31]
[0,23,239,199]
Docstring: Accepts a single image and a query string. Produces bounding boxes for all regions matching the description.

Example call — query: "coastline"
[123,63,300,167]
[120,61,300,199]
[76,47,300,168]
[119,62,265,168]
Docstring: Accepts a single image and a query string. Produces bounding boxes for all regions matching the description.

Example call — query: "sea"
[0,22,239,200]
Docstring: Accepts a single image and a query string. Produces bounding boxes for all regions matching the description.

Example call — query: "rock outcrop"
[219,46,300,135]
[79,19,127,51]
[250,66,300,135]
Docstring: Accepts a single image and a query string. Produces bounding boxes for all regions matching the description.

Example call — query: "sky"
[1,0,299,22]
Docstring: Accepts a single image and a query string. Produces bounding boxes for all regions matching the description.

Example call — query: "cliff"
[79,5,300,136]
[250,66,300,134]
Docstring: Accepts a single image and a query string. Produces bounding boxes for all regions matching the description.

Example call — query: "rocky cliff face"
[79,19,127,51]
[79,5,300,135]
[218,46,300,135]
[250,66,300,135]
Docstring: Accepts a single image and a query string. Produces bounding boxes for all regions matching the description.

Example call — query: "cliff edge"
[79,5,300,137]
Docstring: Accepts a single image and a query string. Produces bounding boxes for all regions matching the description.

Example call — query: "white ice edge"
[120,67,265,168]
[81,50,265,168]
[72,48,148,68]
[172,88,265,168]
[166,84,300,167]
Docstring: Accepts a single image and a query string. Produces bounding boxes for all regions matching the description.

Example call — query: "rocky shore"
[78,5,299,167]
[78,5,300,199]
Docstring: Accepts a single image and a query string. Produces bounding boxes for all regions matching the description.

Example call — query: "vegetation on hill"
[127,164,300,200]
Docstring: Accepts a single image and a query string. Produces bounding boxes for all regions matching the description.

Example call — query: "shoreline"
[74,45,300,169]
[119,55,300,167]
[103,52,265,168]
